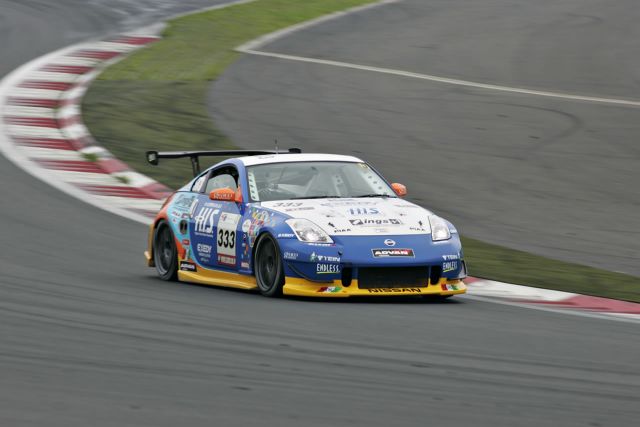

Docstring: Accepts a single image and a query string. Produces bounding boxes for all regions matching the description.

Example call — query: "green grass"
[83,0,377,187]
[82,0,640,302]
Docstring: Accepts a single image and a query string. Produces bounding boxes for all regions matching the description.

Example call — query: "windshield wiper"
[355,193,392,198]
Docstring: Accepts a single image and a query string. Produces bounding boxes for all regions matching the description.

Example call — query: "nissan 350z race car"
[144,149,467,298]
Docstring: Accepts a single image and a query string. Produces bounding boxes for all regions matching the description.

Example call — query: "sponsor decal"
[317,286,342,293]
[306,242,335,247]
[179,261,197,272]
[332,228,352,233]
[309,252,340,263]
[193,207,219,236]
[347,207,380,215]
[241,219,251,233]
[284,207,315,212]
[197,243,212,254]
[384,239,396,247]
[441,283,459,291]
[241,261,250,269]
[217,254,236,266]
[349,218,402,226]
[367,288,422,293]
[179,220,188,235]
[409,226,428,232]
[372,248,415,258]
[442,254,459,261]
[283,251,299,260]
[277,233,295,238]
[442,261,458,273]
[182,239,190,246]
[316,264,341,274]
[217,212,241,266]
[319,200,377,207]
[272,202,303,207]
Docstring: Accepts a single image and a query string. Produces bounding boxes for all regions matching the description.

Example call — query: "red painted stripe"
[76,184,154,198]
[4,116,59,128]
[107,36,159,45]
[97,158,130,174]
[20,81,73,91]
[12,137,74,150]
[7,98,60,108]
[71,50,121,60]
[36,160,106,174]
[139,182,173,199]
[41,64,93,74]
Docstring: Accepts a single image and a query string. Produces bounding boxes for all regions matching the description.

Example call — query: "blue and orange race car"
[144,149,467,297]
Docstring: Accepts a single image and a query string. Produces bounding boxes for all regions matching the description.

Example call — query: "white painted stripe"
[49,57,100,67]
[92,195,165,211]
[88,41,139,53]
[53,170,126,185]
[74,70,101,87]
[20,146,85,160]
[237,0,399,52]
[7,87,62,99]
[61,123,89,140]
[57,104,80,120]
[6,125,64,139]
[239,49,640,108]
[466,280,576,302]
[112,171,157,188]
[60,86,87,101]
[3,105,55,118]
[22,72,79,83]
[78,145,110,158]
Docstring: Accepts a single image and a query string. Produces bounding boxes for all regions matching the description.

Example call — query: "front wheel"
[254,234,284,297]
[153,221,178,281]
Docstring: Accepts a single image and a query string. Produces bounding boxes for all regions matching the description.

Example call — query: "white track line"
[236,0,640,108]
[237,50,640,107]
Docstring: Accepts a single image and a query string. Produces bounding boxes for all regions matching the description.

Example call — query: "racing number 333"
[217,213,241,266]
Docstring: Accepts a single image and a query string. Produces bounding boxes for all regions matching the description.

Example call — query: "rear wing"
[145,148,302,176]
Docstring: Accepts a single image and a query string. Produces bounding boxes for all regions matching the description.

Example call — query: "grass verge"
[82,0,640,302]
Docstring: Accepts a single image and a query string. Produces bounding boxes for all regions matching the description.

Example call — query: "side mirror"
[209,188,236,201]
[391,183,407,197]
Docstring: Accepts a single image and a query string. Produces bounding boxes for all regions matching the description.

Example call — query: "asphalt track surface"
[211,0,640,277]
[1,1,639,426]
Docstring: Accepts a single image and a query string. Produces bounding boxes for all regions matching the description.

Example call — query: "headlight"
[429,215,451,241]
[286,219,334,243]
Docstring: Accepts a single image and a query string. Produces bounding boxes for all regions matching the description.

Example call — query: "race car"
[144,149,467,297]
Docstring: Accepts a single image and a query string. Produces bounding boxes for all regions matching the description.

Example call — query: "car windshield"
[246,161,396,202]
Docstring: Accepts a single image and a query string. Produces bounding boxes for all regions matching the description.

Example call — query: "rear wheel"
[153,221,178,281]
[254,234,284,297]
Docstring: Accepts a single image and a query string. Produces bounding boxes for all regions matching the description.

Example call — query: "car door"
[189,165,242,271]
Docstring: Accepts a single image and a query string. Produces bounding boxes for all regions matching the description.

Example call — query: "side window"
[205,166,238,194]
[191,174,207,193]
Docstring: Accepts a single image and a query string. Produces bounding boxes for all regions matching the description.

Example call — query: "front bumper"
[283,277,466,297]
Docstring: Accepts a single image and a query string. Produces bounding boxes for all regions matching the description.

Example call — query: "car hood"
[260,197,433,236]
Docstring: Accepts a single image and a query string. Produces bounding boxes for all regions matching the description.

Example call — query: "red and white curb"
[464,277,640,322]
[0,29,171,224]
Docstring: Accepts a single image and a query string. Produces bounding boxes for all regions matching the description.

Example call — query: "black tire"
[254,234,284,297]
[153,221,178,281]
